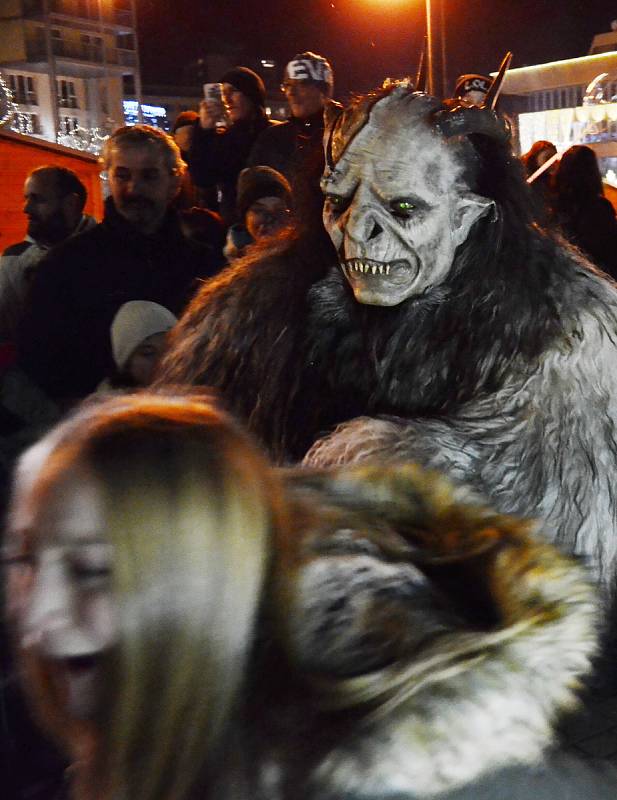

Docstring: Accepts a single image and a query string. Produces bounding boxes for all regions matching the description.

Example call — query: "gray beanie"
[111,301,177,370]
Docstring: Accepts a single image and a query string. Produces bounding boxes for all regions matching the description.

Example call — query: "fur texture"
[242,464,599,799]
[157,93,617,596]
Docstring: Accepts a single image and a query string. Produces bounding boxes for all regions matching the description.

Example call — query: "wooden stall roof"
[0,128,104,252]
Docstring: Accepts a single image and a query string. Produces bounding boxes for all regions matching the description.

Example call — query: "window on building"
[26,77,37,104]
[8,74,38,106]
[116,32,135,50]
[61,116,79,133]
[100,85,108,115]
[9,74,22,104]
[57,79,79,109]
[81,33,103,60]
[12,111,40,136]
[50,27,63,55]
[123,73,135,96]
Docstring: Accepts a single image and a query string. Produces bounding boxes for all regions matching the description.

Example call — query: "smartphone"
[203,82,224,104]
[203,83,228,130]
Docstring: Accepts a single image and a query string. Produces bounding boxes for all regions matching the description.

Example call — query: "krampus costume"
[248,463,600,800]
[158,65,617,595]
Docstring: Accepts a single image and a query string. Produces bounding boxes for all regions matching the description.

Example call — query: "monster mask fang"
[322,88,494,307]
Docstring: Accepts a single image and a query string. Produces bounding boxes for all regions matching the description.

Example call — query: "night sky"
[136,0,617,98]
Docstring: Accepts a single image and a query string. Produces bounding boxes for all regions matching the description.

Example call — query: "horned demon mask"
[321,59,511,306]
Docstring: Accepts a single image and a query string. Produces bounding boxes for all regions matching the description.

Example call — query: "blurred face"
[107,143,181,234]
[222,83,255,123]
[282,80,327,119]
[126,331,168,386]
[245,196,290,240]
[6,472,115,720]
[23,173,73,245]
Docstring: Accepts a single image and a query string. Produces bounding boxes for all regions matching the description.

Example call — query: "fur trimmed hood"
[249,464,599,799]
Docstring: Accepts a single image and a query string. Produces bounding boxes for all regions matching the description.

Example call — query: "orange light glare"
[359,0,414,5]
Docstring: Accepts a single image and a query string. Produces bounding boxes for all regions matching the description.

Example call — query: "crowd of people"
[2,48,617,800]
[522,139,617,278]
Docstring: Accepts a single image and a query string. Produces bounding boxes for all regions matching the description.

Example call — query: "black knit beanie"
[220,66,266,110]
[236,166,292,219]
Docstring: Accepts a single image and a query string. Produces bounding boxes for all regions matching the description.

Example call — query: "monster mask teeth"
[345,259,397,276]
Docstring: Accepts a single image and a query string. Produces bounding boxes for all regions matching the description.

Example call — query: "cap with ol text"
[454,74,491,98]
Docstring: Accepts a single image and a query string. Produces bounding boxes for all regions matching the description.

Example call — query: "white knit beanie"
[111,300,177,370]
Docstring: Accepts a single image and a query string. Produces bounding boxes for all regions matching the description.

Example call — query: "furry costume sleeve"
[245,463,599,800]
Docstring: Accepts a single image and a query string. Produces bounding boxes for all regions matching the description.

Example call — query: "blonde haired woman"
[3,393,606,800]
[5,393,277,800]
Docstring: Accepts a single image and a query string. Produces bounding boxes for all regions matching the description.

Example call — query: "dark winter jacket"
[18,198,222,403]
[188,114,274,225]
[248,110,328,230]
[553,194,617,280]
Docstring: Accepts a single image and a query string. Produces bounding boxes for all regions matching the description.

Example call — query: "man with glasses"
[18,125,222,405]
[249,52,338,231]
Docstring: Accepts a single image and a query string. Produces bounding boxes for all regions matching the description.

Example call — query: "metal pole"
[97,0,112,129]
[440,0,447,97]
[42,0,60,141]
[130,0,144,123]
[425,0,434,96]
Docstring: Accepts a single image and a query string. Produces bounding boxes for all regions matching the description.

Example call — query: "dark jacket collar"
[102,196,184,245]
[289,109,325,132]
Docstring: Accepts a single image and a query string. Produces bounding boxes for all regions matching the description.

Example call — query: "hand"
[199,99,225,130]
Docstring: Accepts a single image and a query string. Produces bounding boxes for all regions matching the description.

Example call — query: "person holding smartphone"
[188,66,276,226]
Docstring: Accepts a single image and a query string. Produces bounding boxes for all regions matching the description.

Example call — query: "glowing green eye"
[391,199,416,216]
[326,194,347,209]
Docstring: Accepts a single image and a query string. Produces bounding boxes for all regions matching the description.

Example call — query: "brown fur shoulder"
[156,229,335,460]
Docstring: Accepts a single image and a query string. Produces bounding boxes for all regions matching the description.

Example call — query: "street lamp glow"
[359,0,414,5]
[356,0,435,94]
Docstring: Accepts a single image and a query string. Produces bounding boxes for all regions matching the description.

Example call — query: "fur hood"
[244,464,599,800]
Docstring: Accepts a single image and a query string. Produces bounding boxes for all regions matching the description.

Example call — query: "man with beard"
[0,167,95,342]
[17,125,222,405]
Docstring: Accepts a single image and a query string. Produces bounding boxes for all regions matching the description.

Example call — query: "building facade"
[0,0,142,142]
[500,25,617,175]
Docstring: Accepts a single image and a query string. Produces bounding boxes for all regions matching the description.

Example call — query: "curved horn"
[484,51,512,110]
[433,104,511,142]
